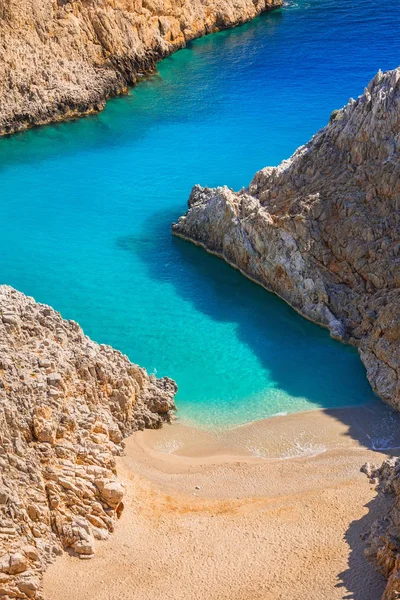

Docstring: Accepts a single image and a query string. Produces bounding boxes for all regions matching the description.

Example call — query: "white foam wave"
[246,445,269,459]
[283,1,311,9]
[365,411,400,450]
[280,440,327,460]
[246,439,326,461]
[153,439,183,454]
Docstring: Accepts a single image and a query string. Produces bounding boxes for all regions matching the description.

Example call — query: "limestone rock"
[17,575,41,599]
[0,285,177,598]
[363,459,400,600]
[95,479,124,509]
[9,554,28,576]
[33,406,56,444]
[0,0,282,136]
[173,66,400,410]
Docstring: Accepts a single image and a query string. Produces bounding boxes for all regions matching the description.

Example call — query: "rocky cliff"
[173,67,400,409]
[0,0,281,136]
[0,285,176,599]
[363,459,400,600]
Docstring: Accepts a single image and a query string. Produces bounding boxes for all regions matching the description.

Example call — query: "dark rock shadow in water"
[117,208,400,599]
[116,207,400,452]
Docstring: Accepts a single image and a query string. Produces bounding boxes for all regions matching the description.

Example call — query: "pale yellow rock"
[95,480,125,509]
[0,285,177,599]
[9,553,28,575]
[0,0,282,135]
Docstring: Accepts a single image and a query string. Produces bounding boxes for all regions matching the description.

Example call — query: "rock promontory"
[0,285,176,599]
[173,67,400,409]
[0,0,281,136]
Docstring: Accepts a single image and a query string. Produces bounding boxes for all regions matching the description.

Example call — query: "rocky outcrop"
[173,67,400,409]
[0,0,281,136]
[363,459,400,600]
[0,285,176,599]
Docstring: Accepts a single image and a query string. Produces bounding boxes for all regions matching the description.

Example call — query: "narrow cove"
[1,0,399,428]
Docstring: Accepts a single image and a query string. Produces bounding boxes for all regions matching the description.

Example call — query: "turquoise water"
[1,0,398,427]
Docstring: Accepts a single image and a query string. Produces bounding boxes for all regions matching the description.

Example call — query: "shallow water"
[1,0,398,427]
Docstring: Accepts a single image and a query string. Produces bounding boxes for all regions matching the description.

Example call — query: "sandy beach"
[44,404,400,600]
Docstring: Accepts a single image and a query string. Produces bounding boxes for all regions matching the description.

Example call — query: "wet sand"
[44,404,400,600]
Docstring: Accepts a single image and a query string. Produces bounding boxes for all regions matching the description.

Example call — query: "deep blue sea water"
[1,0,399,427]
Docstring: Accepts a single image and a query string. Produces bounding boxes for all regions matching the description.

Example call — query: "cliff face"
[0,0,281,136]
[0,285,176,599]
[173,67,400,408]
[363,459,400,600]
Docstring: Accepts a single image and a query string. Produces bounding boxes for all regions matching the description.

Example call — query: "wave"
[283,1,311,10]
[153,439,183,454]
[364,411,400,451]
[246,438,326,460]
[280,440,327,460]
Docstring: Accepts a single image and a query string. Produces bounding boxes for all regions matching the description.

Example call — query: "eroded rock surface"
[173,67,400,409]
[0,285,176,599]
[0,0,281,135]
[363,459,400,600]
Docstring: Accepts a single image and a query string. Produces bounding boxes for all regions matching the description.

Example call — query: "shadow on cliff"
[116,206,400,452]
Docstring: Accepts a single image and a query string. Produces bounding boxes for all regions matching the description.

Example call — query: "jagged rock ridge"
[173,67,400,409]
[0,285,177,599]
[0,0,281,136]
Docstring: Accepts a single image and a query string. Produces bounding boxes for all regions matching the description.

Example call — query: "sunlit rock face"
[0,0,282,135]
[173,67,400,409]
[0,285,176,599]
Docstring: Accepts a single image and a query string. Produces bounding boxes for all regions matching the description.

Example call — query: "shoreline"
[172,399,390,434]
[44,404,399,599]
[0,3,282,137]
[139,401,400,462]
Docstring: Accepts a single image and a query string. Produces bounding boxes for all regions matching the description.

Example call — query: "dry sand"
[44,404,400,600]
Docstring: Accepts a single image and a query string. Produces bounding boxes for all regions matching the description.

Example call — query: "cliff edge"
[0,285,177,599]
[173,67,400,410]
[0,0,281,136]
[363,459,400,600]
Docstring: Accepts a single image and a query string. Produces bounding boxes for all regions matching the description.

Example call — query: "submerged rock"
[0,285,177,598]
[0,0,282,136]
[173,66,400,410]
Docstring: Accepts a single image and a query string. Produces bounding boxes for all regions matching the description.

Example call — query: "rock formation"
[363,459,400,600]
[0,285,176,599]
[173,66,400,409]
[0,0,281,136]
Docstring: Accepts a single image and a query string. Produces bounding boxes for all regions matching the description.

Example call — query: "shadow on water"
[118,208,400,600]
[117,206,400,444]
[117,206,365,401]
[116,206,400,597]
